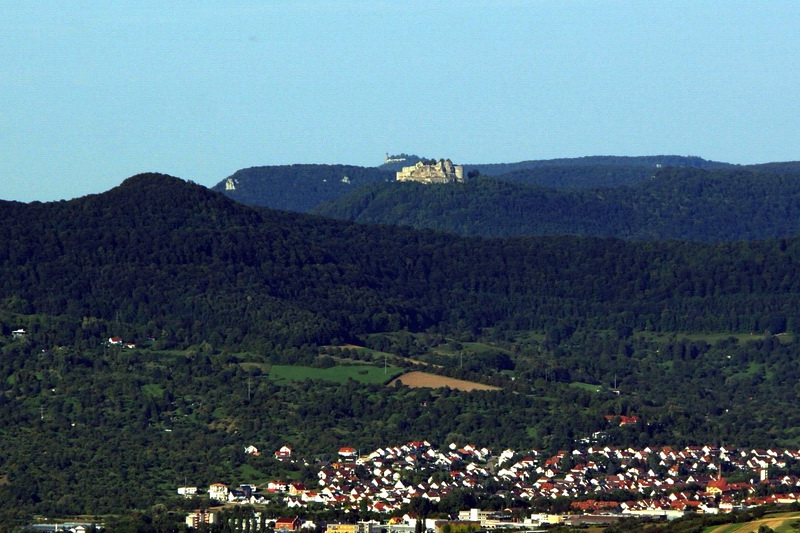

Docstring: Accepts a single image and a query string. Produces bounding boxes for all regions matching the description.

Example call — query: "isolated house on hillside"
[275,445,293,460]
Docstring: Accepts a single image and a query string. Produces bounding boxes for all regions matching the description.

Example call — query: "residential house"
[276,445,293,460]
[208,483,229,502]
[339,447,358,461]
[275,517,302,531]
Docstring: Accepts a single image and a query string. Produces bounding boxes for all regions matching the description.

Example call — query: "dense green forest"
[472,164,659,189]
[3,174,800,524]
[313,168,800,241]
[6,174,800,347]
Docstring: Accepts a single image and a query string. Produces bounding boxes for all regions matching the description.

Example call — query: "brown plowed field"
[388,371,501,391]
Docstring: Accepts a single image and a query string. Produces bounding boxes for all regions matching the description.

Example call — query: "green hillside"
[2,174,800,522]
[314,167,800,241]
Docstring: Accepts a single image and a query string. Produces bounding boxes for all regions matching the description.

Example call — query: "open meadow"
[268,364,403,384]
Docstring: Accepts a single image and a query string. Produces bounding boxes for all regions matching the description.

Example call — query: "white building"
[177,486,198,497]
[208,483,229,502]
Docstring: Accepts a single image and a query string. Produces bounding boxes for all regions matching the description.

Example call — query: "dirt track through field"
[388,371,501,391]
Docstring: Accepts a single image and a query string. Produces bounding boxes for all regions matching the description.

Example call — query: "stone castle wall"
[396,159,464,184]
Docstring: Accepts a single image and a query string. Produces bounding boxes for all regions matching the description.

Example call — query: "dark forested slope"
[3,173,800,351]
[463,154,732,178]
[211,164,394,211]
[483,164,658,189]
[314,167,800,241]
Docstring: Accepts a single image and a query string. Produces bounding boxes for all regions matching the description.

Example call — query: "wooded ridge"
[4,173,800,349]
[313,167,800,241]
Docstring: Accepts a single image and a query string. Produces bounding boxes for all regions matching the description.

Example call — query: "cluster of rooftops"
[189,441,800,520]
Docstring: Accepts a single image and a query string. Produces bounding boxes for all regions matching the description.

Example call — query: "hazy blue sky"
[2,1,799,202]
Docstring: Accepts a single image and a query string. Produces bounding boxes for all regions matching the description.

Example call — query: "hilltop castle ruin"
[396,159,464,184]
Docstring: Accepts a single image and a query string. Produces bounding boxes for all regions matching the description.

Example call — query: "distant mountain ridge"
[210,155,800,242]
[313,167,800,242]
[211,155,733,213]
[462,154,734,176]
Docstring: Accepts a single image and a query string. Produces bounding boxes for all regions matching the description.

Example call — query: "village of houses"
[181,435,800,530]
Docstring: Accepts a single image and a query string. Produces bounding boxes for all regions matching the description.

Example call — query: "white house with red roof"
[338,447,358,461]
[275,445,293,460]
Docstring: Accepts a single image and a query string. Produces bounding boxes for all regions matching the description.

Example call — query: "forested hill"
[4,173,800,351]
[462,154,733,177]
[313,167,800,241]
[211,164,394,212]
[745,161,800,175]
[210,156,734,213]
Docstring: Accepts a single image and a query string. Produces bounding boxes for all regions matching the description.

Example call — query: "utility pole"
[246,375,268,402]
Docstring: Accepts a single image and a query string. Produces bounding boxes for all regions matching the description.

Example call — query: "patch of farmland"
[389,371,501,391]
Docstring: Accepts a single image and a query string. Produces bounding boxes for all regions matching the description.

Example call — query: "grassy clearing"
[570,381,603,392]
[268,364,403,384]
[225,351,265,360]
[137,348,194,357]
[635,331,794,344]
[330,344,396,358]
[141,383,164,398]
[239,361,270,372]
[237,463,268,483]
[432,341,513,356]
[728,362,776,382]
[509,330,546,344]
[462,341,513,354]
